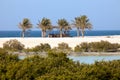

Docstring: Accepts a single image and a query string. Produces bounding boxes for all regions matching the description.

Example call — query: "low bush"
[74,41,120,52]
[53,42,72,53]
[74,42,90,52]
[3,39,25,51]
[32,43,51,52]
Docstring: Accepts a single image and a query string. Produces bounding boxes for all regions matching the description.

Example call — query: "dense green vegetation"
[75,41,120,52]
[0,48,120,80]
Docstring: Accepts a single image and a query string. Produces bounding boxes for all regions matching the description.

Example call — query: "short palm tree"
[57,19,69,37]
[73,15,92,37]
[18,18,32,37]
[37,18,52,37]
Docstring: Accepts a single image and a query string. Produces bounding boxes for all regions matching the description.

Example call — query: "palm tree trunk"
[22,30,25,38]
[42,31,46,37]
[41,31,44,37]
[47,30,50,37]
[43,31,45,37]
[60,29,62,37]
[44,31,46,37]
[43,31,46,37]
[81,30,84,37]
[77,28,80,37]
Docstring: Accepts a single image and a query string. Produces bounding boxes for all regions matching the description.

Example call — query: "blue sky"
[0,0,120,30]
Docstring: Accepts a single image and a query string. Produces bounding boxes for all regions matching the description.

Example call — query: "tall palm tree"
[57,19,69,37]
[80,15,92,37]
[73,15,92,37]
[37,18,52,37]
[73,17,81,37]
[18,18,32,37]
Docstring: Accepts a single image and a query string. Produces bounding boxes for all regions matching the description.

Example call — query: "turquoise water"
[19,55,120,64]
[19,56,26,59]
[68,56,120,64]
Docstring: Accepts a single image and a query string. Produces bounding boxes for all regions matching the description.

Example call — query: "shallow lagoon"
[19,55,120,64]
[68,55,120,64]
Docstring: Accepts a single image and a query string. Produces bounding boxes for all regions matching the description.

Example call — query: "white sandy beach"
[0,35,120,49]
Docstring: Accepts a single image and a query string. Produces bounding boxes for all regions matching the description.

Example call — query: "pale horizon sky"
[0,0,120,31]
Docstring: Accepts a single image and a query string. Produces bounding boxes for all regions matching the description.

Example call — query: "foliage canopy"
[0,49,120,80]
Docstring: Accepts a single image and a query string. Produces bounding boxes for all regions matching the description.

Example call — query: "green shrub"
[32,43,51,52]
[3,39,24,51]
[74,42,90,52]
[48,51,67,58]
[58,42,70,49]
[74,41,120,52]
[0,48,6,53]
[23,47,33,52]
[89,41,120,52]
[53,42,72,53]
[74,45,81,52]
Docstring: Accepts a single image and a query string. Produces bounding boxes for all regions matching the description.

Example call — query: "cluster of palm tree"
[18,15,92,38]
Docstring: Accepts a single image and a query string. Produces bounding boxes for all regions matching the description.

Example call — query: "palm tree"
[64,26,71,36]
[73,15,92,37]
[73,17,81,37]
[18,18,32,37]
[57,19,69,37]
[80,15,92,37]
[37,18,52,37]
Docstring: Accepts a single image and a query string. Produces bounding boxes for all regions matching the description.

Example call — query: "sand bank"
[0,35,120,49]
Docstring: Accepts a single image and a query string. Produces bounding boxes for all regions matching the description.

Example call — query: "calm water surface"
[1,30,120,37]
[68,56,120,64]
[19,55,120,64]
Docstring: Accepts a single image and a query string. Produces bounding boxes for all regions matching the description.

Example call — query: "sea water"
[0,30,120,37]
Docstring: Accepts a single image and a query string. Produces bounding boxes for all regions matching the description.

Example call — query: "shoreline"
[13,51,120,57]
[69,52,120,56]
